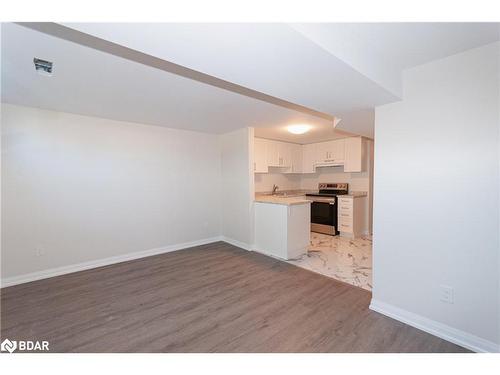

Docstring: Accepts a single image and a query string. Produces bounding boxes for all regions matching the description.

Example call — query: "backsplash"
[254,169,370,193]
[254,172,301,192]
[300,168,370,192]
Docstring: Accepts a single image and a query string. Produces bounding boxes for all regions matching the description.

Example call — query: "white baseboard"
[220,236,254,251]
[370,299,500,353]
[1,236,222,288]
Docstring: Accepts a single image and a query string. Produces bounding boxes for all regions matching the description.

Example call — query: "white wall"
[1,104,222,280]
[498,44,500,350]
[372,42,500,352]
[219,127,254,249]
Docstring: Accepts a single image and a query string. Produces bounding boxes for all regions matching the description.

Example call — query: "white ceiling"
[291,23,500,98]
[1,23,337,140]
[61,23,399,114]
[2,22,499,142]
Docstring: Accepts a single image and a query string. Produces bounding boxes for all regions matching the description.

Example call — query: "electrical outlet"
[440,285,454,304]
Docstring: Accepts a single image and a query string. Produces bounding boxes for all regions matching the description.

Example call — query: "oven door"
[310,198,337,235]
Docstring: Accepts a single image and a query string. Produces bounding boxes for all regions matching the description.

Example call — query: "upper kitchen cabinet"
[302,143,316,173]
[331,139,345,163]
[344,137,368,173]
[267,139,291,168]
[266,138,279,167]
[254,136,370,174]
[276,141,292,168]
[286,143,302,173]
[316,139,345,164]
[254,137,269,173]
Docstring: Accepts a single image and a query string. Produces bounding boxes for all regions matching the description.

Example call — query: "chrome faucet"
[272,184,279,195]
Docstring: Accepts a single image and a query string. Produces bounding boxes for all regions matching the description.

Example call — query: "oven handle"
[308,198,336,204]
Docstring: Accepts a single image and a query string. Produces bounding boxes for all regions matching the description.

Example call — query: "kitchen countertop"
[254,190,367,205]
[254,193,311,206]
[337,191,368,198]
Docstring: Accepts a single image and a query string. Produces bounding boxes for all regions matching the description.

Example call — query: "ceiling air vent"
[33,58,53,76]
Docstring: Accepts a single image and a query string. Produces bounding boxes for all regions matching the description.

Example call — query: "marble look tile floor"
[287,232,372,291]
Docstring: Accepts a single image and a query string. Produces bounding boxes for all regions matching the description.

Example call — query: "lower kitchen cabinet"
[254,201,311,260]
[337,195,368,238]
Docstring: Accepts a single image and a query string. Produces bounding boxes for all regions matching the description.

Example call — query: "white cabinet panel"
[344,137,363,172]
[331,139,345,163]
[338,196,367,238]
[315,141,330,163]
[277,141,291,167]
[315,139,345,163]
[254,202,310,260]
[266,140,291,168]
[254,138,269,173]
[266,139,280,167]
[287,143,303,173]
[301,144,316,173]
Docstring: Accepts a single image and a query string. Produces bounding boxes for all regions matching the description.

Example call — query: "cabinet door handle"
[254,162,256,171]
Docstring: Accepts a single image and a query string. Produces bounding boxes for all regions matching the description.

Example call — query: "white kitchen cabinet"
[286,143,303,173]
[266,139,280,167]
[254,138,269,173]
[266,140,291,168]
[331,139,345,163]
[338,196,367,238]
[254,201,310,260]
[277,141,291,168]
[315,141,330,163]
[254,136,368,174]
[315,139,345,164]
[301,143,316,173]
[344,137,366,173]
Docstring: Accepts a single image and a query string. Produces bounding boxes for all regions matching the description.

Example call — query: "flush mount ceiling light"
[33,58,53,76]
[287,124,312,135]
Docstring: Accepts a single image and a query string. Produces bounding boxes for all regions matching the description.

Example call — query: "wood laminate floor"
[1,242,469,353]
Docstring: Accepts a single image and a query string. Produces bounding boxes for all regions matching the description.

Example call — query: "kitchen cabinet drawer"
[339,205,353,213]
[338,211,353,220]
[338,197,353,206]
[338,222,353,233]
[338,215,353,225]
